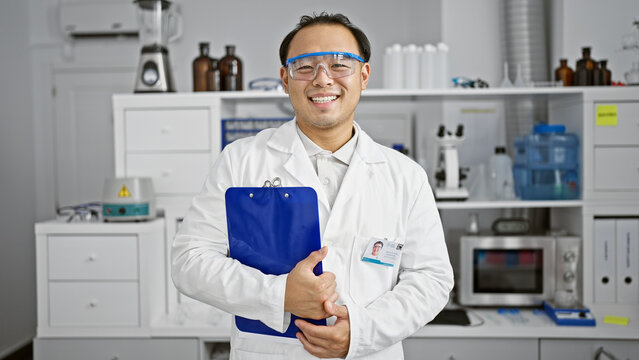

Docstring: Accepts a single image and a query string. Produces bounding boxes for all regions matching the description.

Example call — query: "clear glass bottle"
[219,45,243,91]
[193,42,213,92]
[554,59,574,86]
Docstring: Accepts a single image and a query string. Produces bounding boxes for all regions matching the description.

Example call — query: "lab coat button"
[323,178,329,185]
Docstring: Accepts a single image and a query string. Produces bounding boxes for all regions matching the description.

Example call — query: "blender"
[134,0,175,92]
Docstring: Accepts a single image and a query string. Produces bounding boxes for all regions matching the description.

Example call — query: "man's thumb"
[325,301,349,319]
[303,246,328,269]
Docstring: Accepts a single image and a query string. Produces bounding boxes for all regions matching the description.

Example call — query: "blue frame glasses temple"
[285,51,365,66]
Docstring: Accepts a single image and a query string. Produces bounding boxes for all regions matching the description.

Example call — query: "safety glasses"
[285,51,365,81]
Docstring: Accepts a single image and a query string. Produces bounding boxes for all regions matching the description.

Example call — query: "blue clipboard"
[225,186,326,338]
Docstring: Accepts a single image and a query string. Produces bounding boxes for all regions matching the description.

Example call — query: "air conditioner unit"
[60,1,138,37]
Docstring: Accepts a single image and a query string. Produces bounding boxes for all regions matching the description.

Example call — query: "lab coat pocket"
[348,236,400,306]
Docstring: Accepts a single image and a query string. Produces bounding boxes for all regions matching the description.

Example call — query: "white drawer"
[125,108,210,151]
[540,339,639,360]
[126,152,211,194]
[404,338,537,360]
[48,235,138,280]
[594,147,639,190]
[594,102,639,146]
[49,282,139,327]
[34,338,199,360]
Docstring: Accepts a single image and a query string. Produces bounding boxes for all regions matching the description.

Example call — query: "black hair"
[374,241,384,247]
[279,12,371,66]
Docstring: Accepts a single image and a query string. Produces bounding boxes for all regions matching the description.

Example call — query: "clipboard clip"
[262,177,282,188]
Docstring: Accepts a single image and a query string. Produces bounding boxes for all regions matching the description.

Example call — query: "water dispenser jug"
[513,124,580,200]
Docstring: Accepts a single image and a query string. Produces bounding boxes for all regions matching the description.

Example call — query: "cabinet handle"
[161,170,172,177]
[161,126,171,134]
[88,254,97,262]
[88,300,98,308]
[111,355,120,360]
[594,346,619,360]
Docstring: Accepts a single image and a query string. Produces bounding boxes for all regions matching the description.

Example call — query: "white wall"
[442,0,504,87]
[2,0,638,355]
[159,0,443,91]
[552,0,639,82]
[0,0,37,356]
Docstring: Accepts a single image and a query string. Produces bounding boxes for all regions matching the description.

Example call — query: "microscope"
[434,124,469,201]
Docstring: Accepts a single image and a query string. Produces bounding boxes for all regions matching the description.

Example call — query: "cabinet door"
[125,109,210,151]
[34,338,199,360]
[594,147,639,190]
[48,235,138,280]
[54,68,135,207]
[403,338,538,360]
[540,339,639,360]
[49,282,139,327]
[594,103,639,146]
[126,152,211,194]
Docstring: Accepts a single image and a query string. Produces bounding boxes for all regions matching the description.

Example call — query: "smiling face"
[372,242,383,256]
[280,24,370,133]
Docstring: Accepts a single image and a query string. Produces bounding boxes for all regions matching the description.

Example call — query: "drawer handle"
[88,300,98,308]
[111,355,120,360]
[88,254,97,262]
[161,170,172,177]
[161,126,171,134]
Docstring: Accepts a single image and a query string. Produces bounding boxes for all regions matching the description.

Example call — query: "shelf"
[216,87,584,100]
[436,200,583,210]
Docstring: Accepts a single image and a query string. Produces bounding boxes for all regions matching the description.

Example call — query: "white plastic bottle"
[489,146,516,200]
[383,46,392,89]
[436,42,450,88]
[420,44,436,89]
[389,43,404,89]
[404,44,420,89]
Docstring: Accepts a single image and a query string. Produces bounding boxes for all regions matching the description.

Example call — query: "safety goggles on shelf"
[285,51,365,81]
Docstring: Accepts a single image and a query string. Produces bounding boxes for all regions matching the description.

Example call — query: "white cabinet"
[540,339,639,360]
[113,94,222,315]
[110,88,639,356]
[35,219,165,337]
[594,147,639,190]
[583,92,639,201]
[403,338,538,360]
[34,338,199,360]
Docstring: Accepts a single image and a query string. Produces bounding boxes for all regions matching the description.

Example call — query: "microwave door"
[459,236,556,306]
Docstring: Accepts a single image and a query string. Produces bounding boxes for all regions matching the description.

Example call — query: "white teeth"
[311,95,337,103]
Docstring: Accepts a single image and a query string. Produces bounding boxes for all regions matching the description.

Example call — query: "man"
[371,241,383,257]
[172,13,453,359]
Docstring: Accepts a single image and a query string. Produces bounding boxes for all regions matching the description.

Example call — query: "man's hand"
[285,247,338,319]
[296,301,350,359]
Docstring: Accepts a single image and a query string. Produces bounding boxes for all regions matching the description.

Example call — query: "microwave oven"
[459,235,580,306]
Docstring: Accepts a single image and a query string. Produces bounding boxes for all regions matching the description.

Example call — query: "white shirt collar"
[295,122,359,166]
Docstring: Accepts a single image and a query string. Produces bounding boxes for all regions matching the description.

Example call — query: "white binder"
[616,219,639,303]
[594,219,616,303]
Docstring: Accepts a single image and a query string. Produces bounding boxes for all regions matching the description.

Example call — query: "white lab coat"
[172,120,453,359]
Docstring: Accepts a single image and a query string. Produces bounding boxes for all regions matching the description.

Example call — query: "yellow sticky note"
[596,105,618,126]
[603,315,629,326]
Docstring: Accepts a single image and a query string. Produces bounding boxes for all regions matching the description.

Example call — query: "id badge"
[361,237,403,267]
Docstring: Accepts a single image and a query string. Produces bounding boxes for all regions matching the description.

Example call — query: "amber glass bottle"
[600,60,612,86]
[193,42,213,92]
[575,47,596,86]
[219,45,243,91]
[555,59,574,86]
